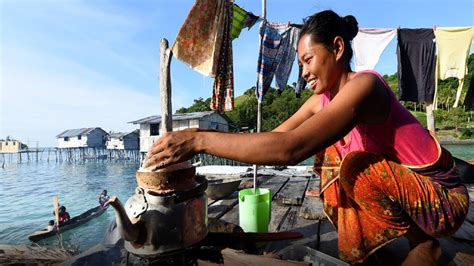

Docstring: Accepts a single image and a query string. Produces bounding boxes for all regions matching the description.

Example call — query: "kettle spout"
[108,196,140,242]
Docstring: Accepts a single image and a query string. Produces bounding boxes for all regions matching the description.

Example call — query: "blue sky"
[1,0,473,147]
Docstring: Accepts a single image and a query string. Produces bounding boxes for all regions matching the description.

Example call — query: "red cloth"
[58,212,70,224]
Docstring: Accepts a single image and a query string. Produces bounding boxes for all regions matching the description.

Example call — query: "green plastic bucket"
[238,188,272,232]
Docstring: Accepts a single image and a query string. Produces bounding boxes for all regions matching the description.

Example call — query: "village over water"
[1,111,237,164]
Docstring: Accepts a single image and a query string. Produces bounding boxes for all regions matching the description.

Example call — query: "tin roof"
[129,111,224,124]
[56,127,107,138]
[108,131,137,138]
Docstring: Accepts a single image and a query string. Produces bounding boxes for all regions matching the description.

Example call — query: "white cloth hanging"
[352,28,396,71]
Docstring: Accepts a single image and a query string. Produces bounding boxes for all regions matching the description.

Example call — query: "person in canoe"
[46,220,56,232]
[58,206,70,224]
[143,10,468,265]
[99,190,110,208]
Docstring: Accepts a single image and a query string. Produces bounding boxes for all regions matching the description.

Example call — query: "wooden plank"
[268,205,291,232]
[303,175,320,196]
[451,252,474,266]
[217,175,322,256]
[298,197,325,220]
[274,176,310,206]
[298,177,324,220]
[261,176,290,199]
[278,207,299,232]
[208,191,239,219]
[317,219,338,258]
[218,203,240,225]
[221,248,309,265]
[276,244,349,266]
[266,206,320,253]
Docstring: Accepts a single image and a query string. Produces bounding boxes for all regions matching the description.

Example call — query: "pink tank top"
[321,70,439,166]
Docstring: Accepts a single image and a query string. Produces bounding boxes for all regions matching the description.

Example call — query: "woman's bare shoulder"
[344,72,391,123]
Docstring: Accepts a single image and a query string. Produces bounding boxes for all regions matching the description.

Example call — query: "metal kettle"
[108,162,208,257]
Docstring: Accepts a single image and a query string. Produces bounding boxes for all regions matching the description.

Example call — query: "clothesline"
[171,0,473,114]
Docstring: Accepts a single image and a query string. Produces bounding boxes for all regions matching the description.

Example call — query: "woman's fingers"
[142,130,197,170]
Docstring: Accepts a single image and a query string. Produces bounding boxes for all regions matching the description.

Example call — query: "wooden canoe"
[28,205,108,242]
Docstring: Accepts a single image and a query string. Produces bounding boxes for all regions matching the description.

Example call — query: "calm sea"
[0,144,473,251]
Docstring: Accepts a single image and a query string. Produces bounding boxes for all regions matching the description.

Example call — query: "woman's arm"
[144,74,382,170]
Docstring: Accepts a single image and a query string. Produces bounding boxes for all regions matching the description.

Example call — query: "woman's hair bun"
[343,15,359,40]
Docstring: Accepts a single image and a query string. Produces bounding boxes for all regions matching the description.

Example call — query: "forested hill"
[177,54,474,131]
[176,87,313,132]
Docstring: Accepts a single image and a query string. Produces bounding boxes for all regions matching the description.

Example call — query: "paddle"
[53,196,59,227]
[53,195,64,247]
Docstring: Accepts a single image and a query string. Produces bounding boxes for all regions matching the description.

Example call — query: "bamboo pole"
[160,38,173,134]
[254,0,266,194]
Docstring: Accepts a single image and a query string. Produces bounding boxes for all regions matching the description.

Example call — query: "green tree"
[176,97,211,113]
[226,88,258,130]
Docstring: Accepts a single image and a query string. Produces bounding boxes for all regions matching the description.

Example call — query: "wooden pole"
[254,0,266,194]
[160,38,173,134]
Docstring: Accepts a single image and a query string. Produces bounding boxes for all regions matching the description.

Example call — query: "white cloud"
[0,1,195,147]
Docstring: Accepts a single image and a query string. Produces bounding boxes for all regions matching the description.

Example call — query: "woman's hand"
[142,128,201,171]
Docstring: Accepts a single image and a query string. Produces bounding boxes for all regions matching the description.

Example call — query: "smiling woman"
[142,9,469,265]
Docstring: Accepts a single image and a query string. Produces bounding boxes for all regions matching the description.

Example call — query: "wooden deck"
[208,171,474,265]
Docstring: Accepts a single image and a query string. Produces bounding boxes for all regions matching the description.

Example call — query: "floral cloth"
[172,0,227,77]
[172,0,234,112]
[314,145,469,263]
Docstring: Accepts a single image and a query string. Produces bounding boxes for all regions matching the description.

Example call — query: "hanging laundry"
[231,4,259,40]
[434,27,474,108]
[256,23,300,101]
[352,28,396,71]
[172,0,227,77]
[210,0,234,112]
[397,28,436,103]
[243,11,260,31]
[294,65,307,97]
[275,26,300,93]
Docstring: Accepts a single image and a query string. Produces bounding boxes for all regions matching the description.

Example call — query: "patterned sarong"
[314,145,469,263]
